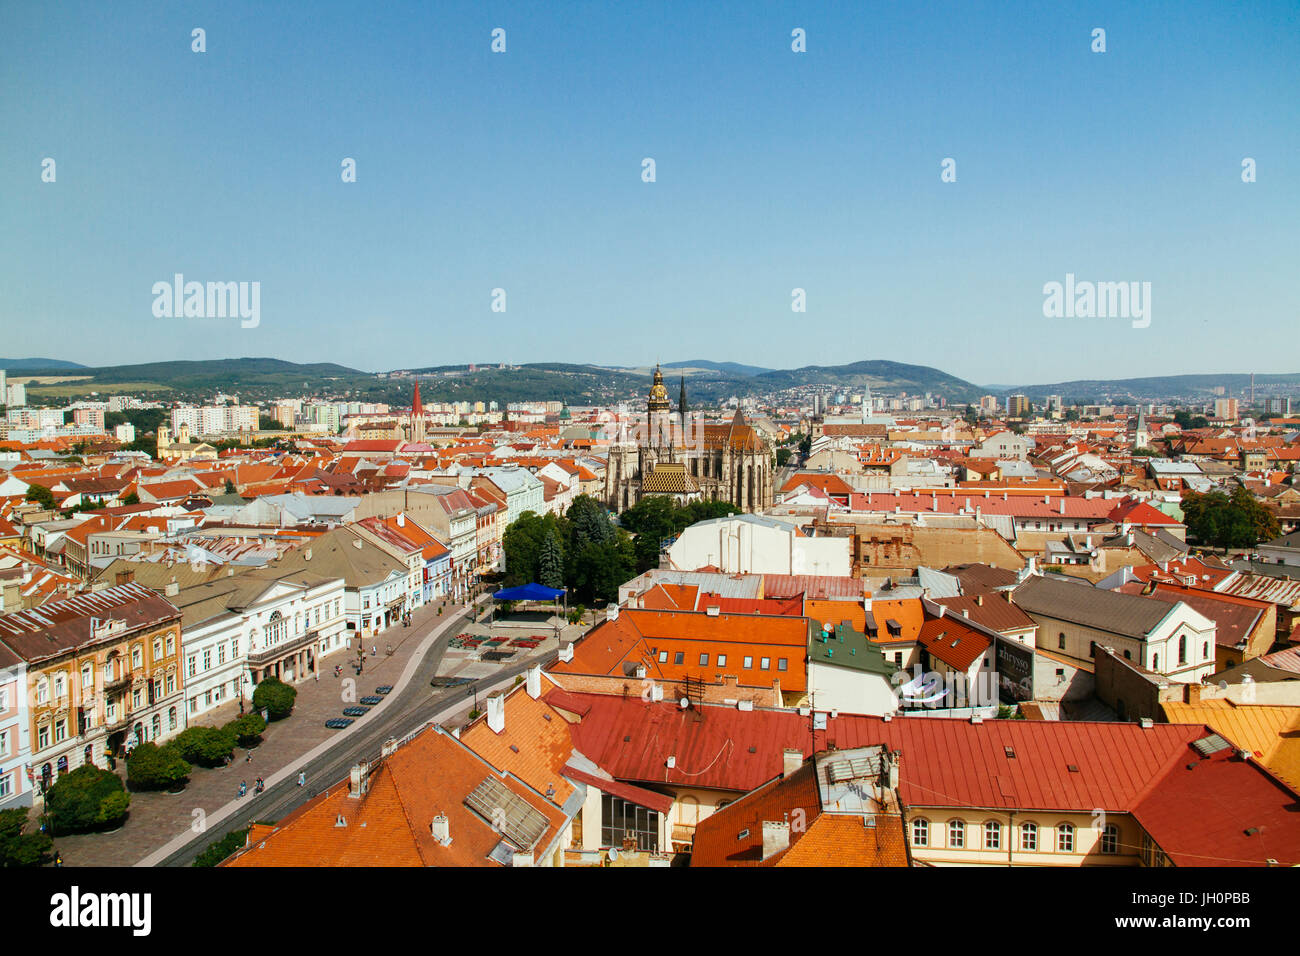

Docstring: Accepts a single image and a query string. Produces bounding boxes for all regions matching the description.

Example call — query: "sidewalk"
[52,595,474,867]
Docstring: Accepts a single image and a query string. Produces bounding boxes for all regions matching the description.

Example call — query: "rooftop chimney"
[349,762,369,798]
[164,580,179,597]
[304,547,312,561]
[761,820,791,861]
[559,642,574,663]
[486,693,506,734]
[396,512,406,527]
[782,749,802,778]
[526,664,542,699]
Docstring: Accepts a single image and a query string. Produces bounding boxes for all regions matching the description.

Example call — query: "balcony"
[246,630,319,667]
[102,674,132,695]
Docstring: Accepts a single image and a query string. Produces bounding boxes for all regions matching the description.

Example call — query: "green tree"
[193,827,250,867]
[1181,487,1279,549]
[798,434,812,459]
[121,491,140,505]
[224,479,237,494]
[776,448,792,467]
[126,742,191,791]
[568,535,636,604]
[0,808,52,867]
[225,712,267,748]
[538,530,565,589]
[568,494,613,547]
[24,484,56,510]
[173,726,238,766]
[501,510,567,587]
[251,677,297,721]
[45,765,130,834]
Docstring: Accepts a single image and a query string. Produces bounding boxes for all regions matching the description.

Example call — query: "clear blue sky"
[2,0,1297,386]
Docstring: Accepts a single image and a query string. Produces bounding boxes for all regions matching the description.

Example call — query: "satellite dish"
[679,698,690,709]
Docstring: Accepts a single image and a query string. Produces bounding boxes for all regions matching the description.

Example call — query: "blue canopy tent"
[489,582,567,629]
[492,583,565,602]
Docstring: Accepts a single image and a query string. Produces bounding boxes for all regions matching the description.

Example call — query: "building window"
[0,774,9,798]
[153,638,162,659]
[1021,822,1037,851]
[1057,823,1074,853]
[1101,824,1119,854]
[911,819,929,847]
[166,674,175,694]
[698,653,708,666]
[760,658,771,670]
[984,821,1001,850]
[777,658,788,672]
[717,654,727,667]
[187,657,196,678]
[132,689,142,709]
[202,650,211,671]
[166,635,175,655]
[82,664,93,689]
[673,652,684,665]
[38,725,50,749]
[131,647,142,669]
[1202,642,1209,660]
[948,820,965,849]
[1152,653,1159,670]
[218,644,226,665]
[743,656,753,668]
[600,794,660,853]
[233,639,240,658]
[1058,632,1066,650]
[658,651,668,664]
[36,679,49,705]
[1178,636,1187,665]
[54,674,65,698]
[0,730,7,757]
[54,719,66,743]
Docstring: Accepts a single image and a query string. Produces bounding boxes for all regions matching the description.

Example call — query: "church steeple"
[678,376,688,422]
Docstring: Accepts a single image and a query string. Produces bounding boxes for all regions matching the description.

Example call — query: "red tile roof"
[551,691,1210,810]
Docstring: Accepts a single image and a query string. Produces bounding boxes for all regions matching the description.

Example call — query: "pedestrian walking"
[238,781,247,798]
[314,669,319,682]
[297,771,306,787]
[54,852,63,867]
[246,749,252,763]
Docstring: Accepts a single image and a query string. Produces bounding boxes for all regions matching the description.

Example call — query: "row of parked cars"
[324,685,393,729]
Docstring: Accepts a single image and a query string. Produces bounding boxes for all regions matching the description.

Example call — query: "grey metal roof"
[1012,574,1174,639]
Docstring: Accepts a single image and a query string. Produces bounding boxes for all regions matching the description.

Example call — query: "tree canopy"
[500,495,635,603]
[45,765,130,834]
[1180,486,1280,549]
[620,496,742,573]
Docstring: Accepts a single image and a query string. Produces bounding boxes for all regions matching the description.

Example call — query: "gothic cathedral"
[604,364,774,514]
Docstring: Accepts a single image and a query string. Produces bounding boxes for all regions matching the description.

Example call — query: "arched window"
[948,820,965,849]
[56,755,68,775]
[168,706,177,731]
[1058,632,1066,650]
[1057,822,1074,852]
[83,744,94,767]
[984,821,1002,850]
[153,638,163,659]
[268,611,286,644]
[53,673,65,698]
[1101,824,1119,854]
[1152,653,1160,670]
[1021,821,1038,851]
[911,818,929,847]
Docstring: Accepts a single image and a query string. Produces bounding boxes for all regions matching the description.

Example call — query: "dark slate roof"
[1012,574,1173,639]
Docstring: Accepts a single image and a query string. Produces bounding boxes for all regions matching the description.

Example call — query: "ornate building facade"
[604,365,774,513]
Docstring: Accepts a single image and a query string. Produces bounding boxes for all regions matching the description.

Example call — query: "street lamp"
[238,674,247,714]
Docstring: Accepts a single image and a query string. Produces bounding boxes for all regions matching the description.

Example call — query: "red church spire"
[412,381,424,417]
